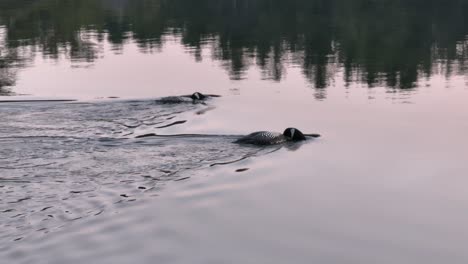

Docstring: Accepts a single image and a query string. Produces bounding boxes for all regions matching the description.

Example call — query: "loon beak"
[305,133,321,138]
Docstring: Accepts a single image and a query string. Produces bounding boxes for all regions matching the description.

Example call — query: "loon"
[234,128,320,146]
[156,92,220,104]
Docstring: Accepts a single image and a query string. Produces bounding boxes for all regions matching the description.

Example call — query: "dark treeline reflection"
[1,0,468,92]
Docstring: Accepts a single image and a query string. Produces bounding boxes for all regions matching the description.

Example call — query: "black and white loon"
[156,92,220,104]
[234,128,320,145]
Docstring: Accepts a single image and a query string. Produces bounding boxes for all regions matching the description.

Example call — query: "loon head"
[283,127,306,141]
[191,92,206,100]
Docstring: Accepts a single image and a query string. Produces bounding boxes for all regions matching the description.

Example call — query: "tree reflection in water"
[0,0,467,94]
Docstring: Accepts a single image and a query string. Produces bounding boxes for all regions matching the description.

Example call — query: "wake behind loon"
[234,128,320,146]
[156,92,220,104]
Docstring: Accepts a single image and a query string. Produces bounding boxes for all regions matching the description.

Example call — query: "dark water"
[1,1,468,263]
[1,0,468,95]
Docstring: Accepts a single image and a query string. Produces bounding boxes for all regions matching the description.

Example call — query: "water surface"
[1,1,468,263]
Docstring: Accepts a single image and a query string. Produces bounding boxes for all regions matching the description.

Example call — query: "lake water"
[1,1,468,263]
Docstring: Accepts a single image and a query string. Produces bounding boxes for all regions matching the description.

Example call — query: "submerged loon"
[234,128,320,146]
[156,92,220,104]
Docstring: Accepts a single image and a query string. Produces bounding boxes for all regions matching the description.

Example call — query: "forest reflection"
[1,0,468,93]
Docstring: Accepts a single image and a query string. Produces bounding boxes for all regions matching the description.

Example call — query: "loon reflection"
[156,92,221,104]
[234,128,320,146]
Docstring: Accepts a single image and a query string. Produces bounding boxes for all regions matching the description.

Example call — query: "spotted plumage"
[235,128,318,146]
[156,92,220,104]
[235,131,285,145]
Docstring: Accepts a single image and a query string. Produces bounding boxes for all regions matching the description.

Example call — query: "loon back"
[156,96,194,104]
[156,92,212,104]
[234,131,286,145]
[234,127,317,146]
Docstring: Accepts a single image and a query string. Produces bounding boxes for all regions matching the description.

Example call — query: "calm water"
[1,1,468,263]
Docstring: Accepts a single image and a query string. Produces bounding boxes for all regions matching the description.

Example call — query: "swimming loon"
[156,92,220,104]
[234,128,320,145]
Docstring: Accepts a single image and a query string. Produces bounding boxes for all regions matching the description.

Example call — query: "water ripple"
[0,100,273,245]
